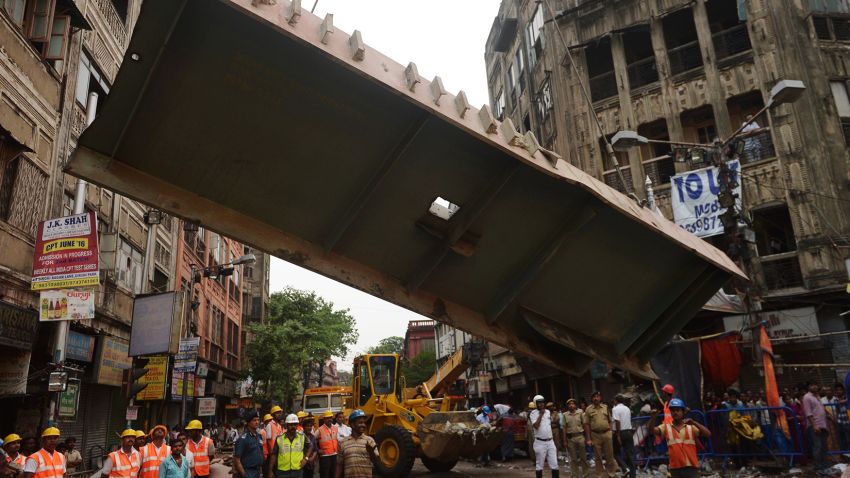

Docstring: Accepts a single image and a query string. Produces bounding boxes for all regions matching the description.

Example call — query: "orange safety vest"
[7,454,26,468]
[107,449,141,478]
[27,449,65,478]
[265,421,283,451]
[140,442,170,478]
[663,423,698,469]
[316,425,338,456]
[187,437,212,476]
[260,428,269,458]
[663,400,673,425]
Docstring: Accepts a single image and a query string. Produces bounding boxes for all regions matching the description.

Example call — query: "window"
[752,205,797,256]
[369,355,396,396]
[813,15,850,41]
[494,90,505,121]
[210,306,223,345]
[2,0,72,61]
[664,9,703,75]
[697,125,717,144]
[358,361,371,405]
[526,6,544,66]
[514,48,525,93]
[535,78,553,121]
[75,52,110,111]
[117,238,143,294]
[831,81,850,146]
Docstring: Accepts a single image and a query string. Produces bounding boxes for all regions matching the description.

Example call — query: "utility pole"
[48,92,98,426]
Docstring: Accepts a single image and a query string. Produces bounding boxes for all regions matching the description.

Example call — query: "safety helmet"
[185,420,203,430]
[527,402,535,409]
[482,406,491,414]
[662,384,675,395]
[150,425,168,436]
[322,410,334,419]
[296,411,308,419]
[533,395,544,403]
[270,405,283,414]
[3,434,21,444]
[263,414,273,422]
[135,430,146,438]
[668,398,686,409]
[41,427,61,438]
[120,429,137,438]
[349,409,367,422]
[284,414,299,424]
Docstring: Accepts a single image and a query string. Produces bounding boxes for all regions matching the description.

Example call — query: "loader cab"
[353,354,401,406]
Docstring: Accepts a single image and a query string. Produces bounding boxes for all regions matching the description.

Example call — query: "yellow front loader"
[349,348,504,476]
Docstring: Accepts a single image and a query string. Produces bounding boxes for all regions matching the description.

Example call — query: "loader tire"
[374,425,416,478]
[420,456,458,473]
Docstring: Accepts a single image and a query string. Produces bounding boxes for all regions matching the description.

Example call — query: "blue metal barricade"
[704,406,805,468]
[630,409,710,470]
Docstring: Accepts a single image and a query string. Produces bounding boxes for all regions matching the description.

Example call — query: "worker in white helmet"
[530,395,558,478]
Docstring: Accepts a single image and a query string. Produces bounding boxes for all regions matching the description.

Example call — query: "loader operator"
[530,395,559,478]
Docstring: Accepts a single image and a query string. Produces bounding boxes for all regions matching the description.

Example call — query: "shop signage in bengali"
[198,397,216,416]
[94,337,133,386]
[58,379,81,420]
[670,160,741,238]
[65,331,95,362]
[0,349,31,395]
[39,289,95,322]
[129,292,181,357]
[174,337,200,373]
[136,355,168,401]
[724,306,819,342]
[31,212,100,290]
[0,302,38,350]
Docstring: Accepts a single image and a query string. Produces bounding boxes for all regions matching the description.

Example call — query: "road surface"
[210,459,540,477]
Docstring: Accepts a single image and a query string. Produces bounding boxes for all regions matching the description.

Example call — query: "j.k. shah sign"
[670,160,741,238]
[31,212,100,290]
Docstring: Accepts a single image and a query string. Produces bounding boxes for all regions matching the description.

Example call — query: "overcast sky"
[269,0,502,362]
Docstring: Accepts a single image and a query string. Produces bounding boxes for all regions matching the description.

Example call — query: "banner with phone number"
[670,160,741,238]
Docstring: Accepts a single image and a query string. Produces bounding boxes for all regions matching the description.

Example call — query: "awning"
[66,0,745,378]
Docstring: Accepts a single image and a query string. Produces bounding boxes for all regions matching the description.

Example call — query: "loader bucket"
[417,411,506,461]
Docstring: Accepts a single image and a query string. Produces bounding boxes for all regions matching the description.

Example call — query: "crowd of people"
[0,406,379,478]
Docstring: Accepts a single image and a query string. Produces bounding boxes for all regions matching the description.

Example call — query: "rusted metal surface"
[66,0,745,377]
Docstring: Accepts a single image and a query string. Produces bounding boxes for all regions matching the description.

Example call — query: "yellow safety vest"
[275,434,305,471]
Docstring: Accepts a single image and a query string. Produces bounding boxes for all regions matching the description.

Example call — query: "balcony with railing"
[627,57,659,90]
[737,127,776,165]
[92,0,127,48]
[643,155,676,186]
[760,252,804,290]
[712,24,752,61]
[668,41,703,76]
[603,165,634,193]
[590,70,618,102]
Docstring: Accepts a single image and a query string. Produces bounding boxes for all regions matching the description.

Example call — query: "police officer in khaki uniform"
[583,391,616,478]
[561,399,589,478]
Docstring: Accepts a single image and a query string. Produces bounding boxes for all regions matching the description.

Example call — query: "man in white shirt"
[333,412,351,443]
[529,395,558,478]
[612,395,635,478]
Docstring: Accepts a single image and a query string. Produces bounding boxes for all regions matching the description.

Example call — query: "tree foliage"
[243,288,358,405]
[403,350,437,386]
[367,336,404,355]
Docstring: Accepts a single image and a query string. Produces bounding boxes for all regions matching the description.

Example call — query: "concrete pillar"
[611,33,645,197]
[692,0,733,139]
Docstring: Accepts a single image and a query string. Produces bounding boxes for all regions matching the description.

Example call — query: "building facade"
[403,319,436,360]
[0,0,259,455]
[485,0,850,391]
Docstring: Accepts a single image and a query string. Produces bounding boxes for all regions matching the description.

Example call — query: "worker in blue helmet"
[337,410,378,478]
[648,398,711,478]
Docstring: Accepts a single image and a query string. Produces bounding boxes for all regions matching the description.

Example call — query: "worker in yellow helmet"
[21,427,64,478]
[314,411,338,478]
[102,430,140,478]
[185,420,214,478]
[264,406,284,458]
[133,431,147,452]
[260,414,273,460]
[3,434,26,469]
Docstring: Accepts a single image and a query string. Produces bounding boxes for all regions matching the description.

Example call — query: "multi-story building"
[0,0,257,451]
[485,0,850,391]
[403,319,435,360]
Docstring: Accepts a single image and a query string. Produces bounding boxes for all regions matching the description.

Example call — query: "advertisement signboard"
[198,397,216,416]
[126,406,139,421]
[670,160,741,238]
[94,337,133,386]
[39,289,95,322]
[129,292,182,357]
[0,302,38,350]
[31,212,100,290]
[65,331,95,362]
[723,307,819,342]
[171,370,196,400]
[0,349,30,395]
[136,356,168,401]
[175,337,200,373]
[58,379,81,420]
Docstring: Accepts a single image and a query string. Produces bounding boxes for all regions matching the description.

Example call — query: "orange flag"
[760,325,789,438]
